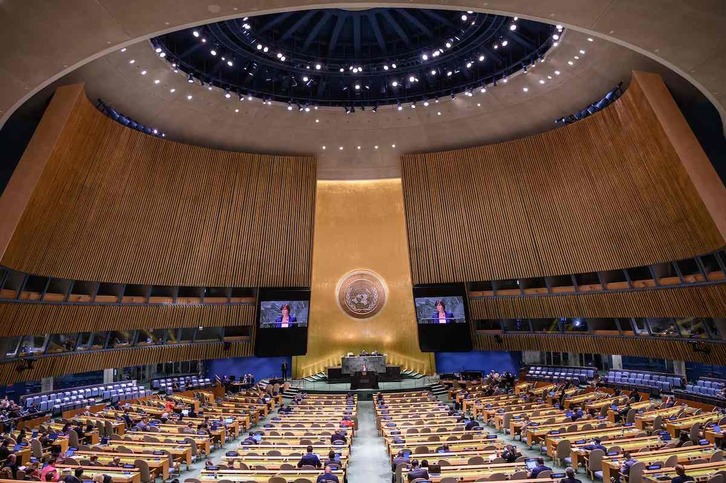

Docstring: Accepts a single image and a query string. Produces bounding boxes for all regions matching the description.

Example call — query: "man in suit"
[407,460,429,482]
[614,452,637,483]
[330,430,347,444]
[560,467,582,483]
[281,362,288,381]
[297,446,322,469]
[316,465,339,483]
[528,457,551,478]
[582,438,607,452]
[671,464,695,483]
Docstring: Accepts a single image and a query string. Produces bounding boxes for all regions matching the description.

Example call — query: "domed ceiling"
[151,8,557,108]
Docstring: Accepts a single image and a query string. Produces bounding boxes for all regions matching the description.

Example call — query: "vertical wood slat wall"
[0,89,317,288]
[0,341,253,385]
[474,334,726,366]
[0,302,256,337]
[400,76,725,285]
[469,284,726,319]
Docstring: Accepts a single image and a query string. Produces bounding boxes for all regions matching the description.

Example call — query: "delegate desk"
[73,451,171,479]
[200,468,345,483]
[569,435,663,470]
[600,445,719,482]
[400,461,528,483]
[55,466,140,483]
[641,461,726,483]
[342,355,385,374]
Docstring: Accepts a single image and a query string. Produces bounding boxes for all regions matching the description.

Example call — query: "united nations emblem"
[336,270,387,319]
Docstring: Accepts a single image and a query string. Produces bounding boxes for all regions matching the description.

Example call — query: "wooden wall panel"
[401,74,725,285]
[0,302,256,337]
[474,333,726,366]
[0,85,316,287]
[0,341,253,385]
[469,284,726,319]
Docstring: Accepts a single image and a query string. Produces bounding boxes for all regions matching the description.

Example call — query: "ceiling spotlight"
[502,78,508,83]
[409,76,416,82]
[552,34,560,40]
[187,74,194,83]
[539,79,545,84]
[411,102,416,109]
[225,89,231,98]
[357,146,361,150]
[579,50,586,55]
[159,52,166,58]
[501,40,508,47]
[129,59,135,64]
[450,93,456,99]
[263,47,269,53]
[445,42,452,48]
[493,44,499,49]
[574,55,580,60]
[422,54,428,61]
[247,95,253,101]
[211,49,217,56]
[437,111,441,116]
[287,103,294,111]
[522,87,529,92]
[431,69,437,75]
[193,31,200,38]
[588,37,594,42]
[568,60,574,65]
[120,47,127,52]
[345,106,351,114]
[303,76,309,82]
[276,53,282,58]
[374,145,379,149]
[391,63,397,69]
[141,70,147,75]
[154,79,160,84]
[392,144,396,148]
[169,88,175,93]
[257,44,262,50]
[304,107,310,112]
[461,14,468,21]
[187,94,193,100]
[315,119,319,123]
[466,62,472,68]
[227,60,233,66]
[555,70,561,75]
[479,55,485,62]
[423,100,429,107]
[339,146,344,150]
[397,103,403,111]
[446,71,452,77]
[372,105,378,113]
[315,63,322,70]
[355,84,361,90]
[383,65,389,71]
[322,146,326,150]
[201,38,206,43]
[480,87,486,93]
[235,108,239,113]
[392,80,398,87]
[510,24,517,31]
[155,48,162,53]
[556,24,564,30]
[339,68,344,72]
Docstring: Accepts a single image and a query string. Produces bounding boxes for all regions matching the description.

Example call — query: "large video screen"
[258,301,309,328]
[415,296,466,324]
[413,284,472,352]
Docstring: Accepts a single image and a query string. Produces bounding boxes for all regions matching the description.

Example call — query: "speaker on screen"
[413,283,473,352]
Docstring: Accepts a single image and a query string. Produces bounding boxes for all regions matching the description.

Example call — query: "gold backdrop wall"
[293,179,435,377]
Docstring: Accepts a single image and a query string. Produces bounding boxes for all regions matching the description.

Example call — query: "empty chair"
[467,456,485,465]
[588,449,606,480]
[627,461,646,483]
[537,470,552,479]
[488,473,507,481]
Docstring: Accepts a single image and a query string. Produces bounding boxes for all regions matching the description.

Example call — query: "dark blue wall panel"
[685,362,726,381]
[205,356,292,381]
[435,351,521,375]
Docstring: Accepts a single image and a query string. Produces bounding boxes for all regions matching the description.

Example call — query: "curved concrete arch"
[1,0,724,132]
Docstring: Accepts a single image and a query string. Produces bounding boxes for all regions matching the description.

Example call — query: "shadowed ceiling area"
[152,8,556,107]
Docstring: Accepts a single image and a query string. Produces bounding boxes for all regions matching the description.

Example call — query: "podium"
[351,371,379,390]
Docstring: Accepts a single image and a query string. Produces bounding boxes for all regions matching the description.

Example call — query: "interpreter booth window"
[18,335,48,356]
[561,318,588,333]
[704,319,724,340]
[77,332,109,351]
[675,317,709,339]
[501,319,530,333]
[646,318,680,337]
[45,333,79,354]
[631,318,649,336]
[195,327,224,342]
[158,328,179,344]
[588,318,622,335]
[530,318,561,333]
[179,327,197,342]
[136,329,157,346]
[3,336,21,358]
[474,320,503,332]
[109,330,135,348]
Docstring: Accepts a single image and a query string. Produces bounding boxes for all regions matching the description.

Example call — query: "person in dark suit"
[582,438,607,452]
[671,464,695,483]
[330,430,347,444]
[281,362,288,381]
[431,300,455,324]
[528,457,551,478]
[407,460,429,481]
[297,446,322,469]
[316,466,339,483]
[559,467,582,483]
[274,304,297,328]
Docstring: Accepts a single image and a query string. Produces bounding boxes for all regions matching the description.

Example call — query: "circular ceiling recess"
[151,8,559,109]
